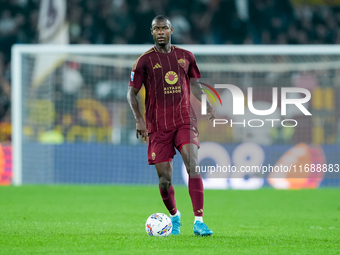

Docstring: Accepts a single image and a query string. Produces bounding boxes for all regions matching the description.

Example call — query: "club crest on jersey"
[130,71,135,81]
[152,152,156,160]
[165,71,178,85]
[178,58,186,68]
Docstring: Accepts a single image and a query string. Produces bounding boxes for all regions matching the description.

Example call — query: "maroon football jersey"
[129,46,201,133]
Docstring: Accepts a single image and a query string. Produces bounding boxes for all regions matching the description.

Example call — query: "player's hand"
[136,118,148,142]
[207,105,216,123]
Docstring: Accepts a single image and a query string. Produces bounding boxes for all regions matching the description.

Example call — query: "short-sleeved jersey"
[129,45,201,133]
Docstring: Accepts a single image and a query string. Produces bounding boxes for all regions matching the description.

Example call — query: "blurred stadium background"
[1,0,340,188]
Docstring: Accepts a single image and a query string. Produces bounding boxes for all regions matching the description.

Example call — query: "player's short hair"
[151,15,171,27]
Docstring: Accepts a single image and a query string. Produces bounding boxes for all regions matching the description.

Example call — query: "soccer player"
[127,15,215,236]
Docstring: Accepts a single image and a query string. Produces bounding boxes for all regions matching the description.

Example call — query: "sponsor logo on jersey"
[130,71,134,81]
[153,63,162,69]
[165,71,178,85]
[164,86,181,94]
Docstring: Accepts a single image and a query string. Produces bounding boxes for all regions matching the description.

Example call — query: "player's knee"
[159,177,171,191]
[185,159,199,176]
[187,166,199,176]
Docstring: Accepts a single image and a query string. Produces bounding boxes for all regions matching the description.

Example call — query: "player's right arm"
[127,56,148,141]
[127,86,147,141]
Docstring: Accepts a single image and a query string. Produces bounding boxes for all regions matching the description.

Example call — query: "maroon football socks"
[188,175,204,217]
[159,184,178,215]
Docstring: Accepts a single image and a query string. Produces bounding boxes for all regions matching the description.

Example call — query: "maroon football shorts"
[147,124,200,165]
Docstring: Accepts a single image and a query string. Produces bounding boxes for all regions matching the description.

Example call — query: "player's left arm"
[187,51,215,122]
[190,80,215,122]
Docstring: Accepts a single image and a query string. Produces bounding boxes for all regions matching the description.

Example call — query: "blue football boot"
[193,221,213,236]
[170,211,182,235]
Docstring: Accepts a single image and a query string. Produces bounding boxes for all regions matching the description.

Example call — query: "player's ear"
[170,27,173,34]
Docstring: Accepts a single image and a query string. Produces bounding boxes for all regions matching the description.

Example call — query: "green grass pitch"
[0,186,339,254]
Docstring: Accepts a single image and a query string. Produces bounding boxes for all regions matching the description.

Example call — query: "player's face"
[151,19,173,46]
